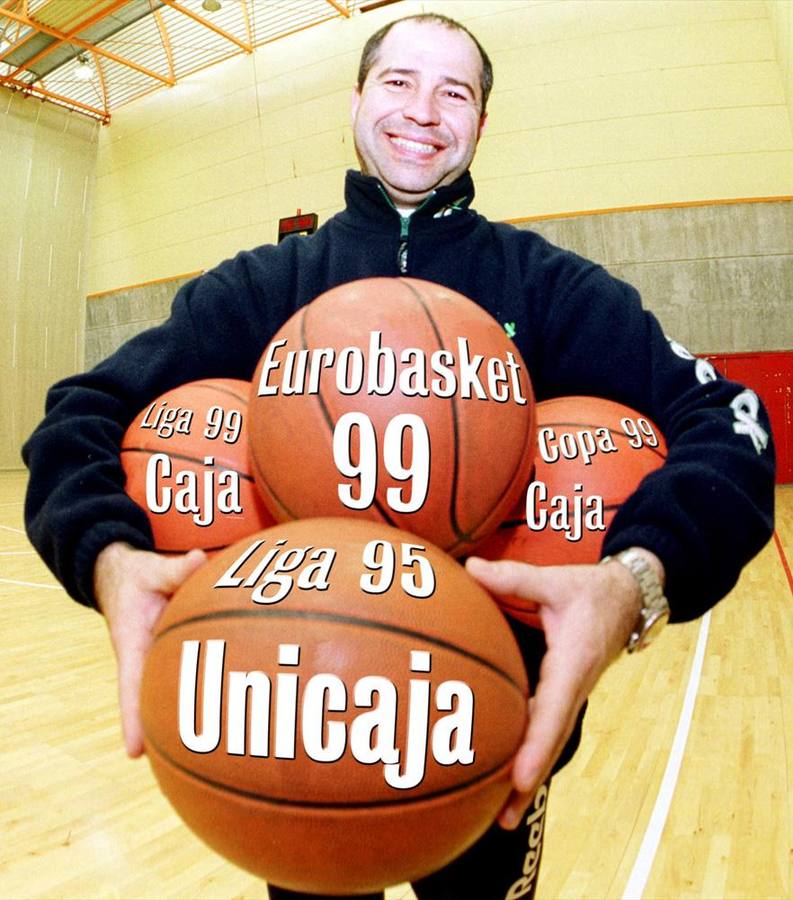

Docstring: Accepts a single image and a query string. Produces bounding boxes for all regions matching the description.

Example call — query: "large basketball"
[474,396,667,627]
[140,517,529,894]
[247,278,536,557]
[121,379,274,552]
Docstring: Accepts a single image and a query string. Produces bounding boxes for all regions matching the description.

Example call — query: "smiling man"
[351,17,488,209]
[23,12,775,900]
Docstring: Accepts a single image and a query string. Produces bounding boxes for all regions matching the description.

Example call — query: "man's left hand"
[465,550,662,830]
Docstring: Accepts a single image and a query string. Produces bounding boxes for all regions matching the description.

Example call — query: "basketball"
[121,379,274,552]
[473,396,667,627]
[247,277,536,557]
[140,517,529,894]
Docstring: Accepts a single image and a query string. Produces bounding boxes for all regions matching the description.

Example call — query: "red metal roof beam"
[323,0,351,17]
[160,0,253,53]
[0,4,175,85]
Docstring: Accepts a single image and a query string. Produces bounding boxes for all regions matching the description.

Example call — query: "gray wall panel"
[85,200,792,371]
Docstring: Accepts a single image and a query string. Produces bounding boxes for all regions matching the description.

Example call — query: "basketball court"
[1,472,791,897]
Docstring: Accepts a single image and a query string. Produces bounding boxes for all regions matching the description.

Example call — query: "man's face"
[351,20,487,208]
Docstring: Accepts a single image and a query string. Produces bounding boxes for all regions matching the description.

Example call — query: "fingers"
[515,650,584,792]
[469,556,646,834]
[466,556,549,601]
[116,623,151,758]
[147,547,207,595]
[103,546,208,758]
[497,654,584,830]
[498,791,529,831]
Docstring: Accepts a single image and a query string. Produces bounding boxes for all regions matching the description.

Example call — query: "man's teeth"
[391,136,438,155]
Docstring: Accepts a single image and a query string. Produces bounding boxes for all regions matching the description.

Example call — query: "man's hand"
[465,549,663,830]
[93,541,207,758]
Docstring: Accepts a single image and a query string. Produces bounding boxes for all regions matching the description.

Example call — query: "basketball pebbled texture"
[121,378,274,552]
[473,396,668,627]
[141,517,529,894]
[247,278,536,558]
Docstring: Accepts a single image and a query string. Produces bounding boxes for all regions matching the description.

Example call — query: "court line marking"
[772,531,793,597]
[0,524,25,535]
[621,610,711,900]
[0,578,61,591]
[0,550,35,556]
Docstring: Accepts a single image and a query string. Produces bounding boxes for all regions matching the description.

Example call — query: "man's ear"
[351,86,362,123]
[477,112,488,143]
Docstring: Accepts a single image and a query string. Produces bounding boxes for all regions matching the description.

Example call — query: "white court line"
[621,610,711,900]
[0,578,61,591]
[0,524,25,535]
[0,550,35,555]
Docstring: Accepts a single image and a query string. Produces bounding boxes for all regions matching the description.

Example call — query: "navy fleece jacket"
[23,169,775,617]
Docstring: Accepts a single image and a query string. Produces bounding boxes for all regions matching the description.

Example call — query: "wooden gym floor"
[1,469,791,900]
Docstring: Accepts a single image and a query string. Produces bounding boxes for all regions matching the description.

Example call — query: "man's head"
[351,15,492,209]
[357,14,493,116]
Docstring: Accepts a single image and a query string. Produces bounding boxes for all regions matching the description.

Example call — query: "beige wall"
[767,0,793,133]
[1,90,98,469]
[88,0,793,296]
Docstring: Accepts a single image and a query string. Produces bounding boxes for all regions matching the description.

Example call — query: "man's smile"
[387,134,444,156]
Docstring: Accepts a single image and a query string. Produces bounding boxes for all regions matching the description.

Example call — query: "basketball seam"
[144,735,516,810]
[302,296,395,528]
[399,279,464,542]
[445,371,537,555]
[154,607,528,694]
[191,380,250,405]
[402,282,538,556]
[249,436,299,520]
[158,543,231,554]
[497,501,622,532]
[120,447,256,483]
[247,307,313,521]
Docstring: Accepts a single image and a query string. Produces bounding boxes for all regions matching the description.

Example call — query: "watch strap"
[600,549,670,652]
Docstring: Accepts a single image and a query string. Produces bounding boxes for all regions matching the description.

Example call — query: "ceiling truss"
[0,0,384,124]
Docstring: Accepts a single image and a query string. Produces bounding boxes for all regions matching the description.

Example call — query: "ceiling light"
[75,54,93,81]
[202,0,222,11]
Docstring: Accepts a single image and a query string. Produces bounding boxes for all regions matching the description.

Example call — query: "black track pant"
[266,781,550,900]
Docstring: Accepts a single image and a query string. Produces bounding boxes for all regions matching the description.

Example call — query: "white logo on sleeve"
[667,337,769,455]
[730,389,769,454]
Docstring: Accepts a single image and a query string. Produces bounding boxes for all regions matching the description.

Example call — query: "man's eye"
[385,79,407,87]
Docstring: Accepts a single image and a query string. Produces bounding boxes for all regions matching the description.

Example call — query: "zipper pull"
[398,241,408,273]
[398,215,410,273]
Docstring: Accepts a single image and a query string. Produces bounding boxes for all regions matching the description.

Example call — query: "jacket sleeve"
[531,255,776,621]
[22,257,284,609]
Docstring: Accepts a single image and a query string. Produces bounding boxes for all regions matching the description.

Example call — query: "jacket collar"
[341,169,476,230]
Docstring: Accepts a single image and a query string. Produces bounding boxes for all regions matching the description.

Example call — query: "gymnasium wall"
[87,0,793,296]
[8,1,793,471]
[1,90,98,470]
[84,198,793,370]
[767,0,793,132]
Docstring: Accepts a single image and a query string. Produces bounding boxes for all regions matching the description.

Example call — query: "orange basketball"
[474,396,667,627]
[247,278,536,557]
[140,517,529,894]
[121,379,274,552]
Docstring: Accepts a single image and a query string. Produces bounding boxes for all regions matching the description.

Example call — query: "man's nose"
[402,89,441,126]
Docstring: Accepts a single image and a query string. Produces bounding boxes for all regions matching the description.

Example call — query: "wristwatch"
[600,549,670,653]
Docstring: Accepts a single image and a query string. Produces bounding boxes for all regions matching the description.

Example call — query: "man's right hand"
[93,541,207,757]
